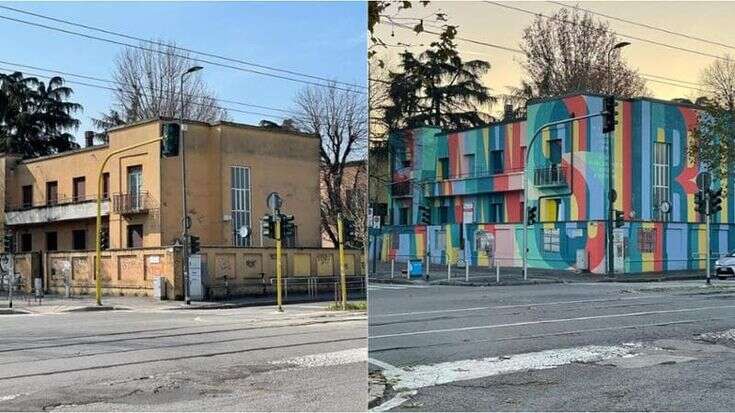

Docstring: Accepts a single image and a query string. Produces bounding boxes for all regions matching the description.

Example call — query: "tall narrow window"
[102,173,110,200]
[491,150,504,174]
[652,142,670,221]
[46,232,57,251]
[231,166,252,246]
[490,198,504,223]
[22,185,33,208]
[127,224,144,248]
[20,233,32,252]
[72,177,85,202]
[463,154,475,178]
[127,166,143,209]
[72,230,86,250]
[549,138,563,164]
[438,157,450,180]
[46,181,58,205]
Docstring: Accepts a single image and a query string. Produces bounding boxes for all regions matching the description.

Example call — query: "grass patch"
[327,301,367,311]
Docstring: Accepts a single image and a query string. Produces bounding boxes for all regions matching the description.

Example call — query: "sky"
[0,1,367,144]
[373,1,735,116]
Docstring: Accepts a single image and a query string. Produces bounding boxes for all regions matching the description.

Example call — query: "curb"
[430,278,563,287]
[61,305,130,313]
[166,295,366,311]
[0,308,31,315]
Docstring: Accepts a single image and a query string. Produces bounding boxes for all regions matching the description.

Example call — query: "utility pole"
[275,213,283,312]
[179,65,203,306]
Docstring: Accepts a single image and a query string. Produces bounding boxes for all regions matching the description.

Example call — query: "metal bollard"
[447,259,452,281]
[390,259,395,279]
[405,260,410,279]
[496,262,500,283]
[465,258,469,282]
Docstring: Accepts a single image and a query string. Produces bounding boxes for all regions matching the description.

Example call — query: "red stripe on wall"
[564,96,589,152]
[506,191,523,222]
[655,222,664,272]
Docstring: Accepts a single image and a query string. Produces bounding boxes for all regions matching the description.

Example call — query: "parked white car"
[714,252,735,279]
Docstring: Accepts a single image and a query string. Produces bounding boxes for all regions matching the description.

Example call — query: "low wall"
[42,247,180,299]
[198,246,364,298]
[8,246,364,300]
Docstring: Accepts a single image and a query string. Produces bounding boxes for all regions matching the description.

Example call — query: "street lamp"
[180,65,202,306]
[606,42,629,276]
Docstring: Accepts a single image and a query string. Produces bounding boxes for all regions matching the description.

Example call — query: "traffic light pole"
[522,113,600,280]
[180,121,191,306]
[337,213,347,310]
[706,190,711,285]
[275,214,283,312]
[95,137,162,306]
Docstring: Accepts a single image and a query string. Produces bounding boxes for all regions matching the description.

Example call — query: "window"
[399,207,410,225]
[46,232,57,251]
[46,181,58,205]
[463,154,475,178]
[72,177,85,202]
[491,150,504,174]
[438,157,450,180]
[543,198,562,222]
[438,206,450,224]
[549,138,563,164]
[127,166,143,209]
[638,228,656,253]
[490,199,504,223]
[231,166,252,247]
[127,224,143,248]
[20,233,32,252]
[22,185,33,208]
[72,229,86,250]
[102,173,110,200]
[543,228,560,252]
[652,142,670,221]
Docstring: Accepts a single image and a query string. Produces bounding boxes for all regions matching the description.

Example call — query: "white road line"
[371,294,670,318]
[272,347,367,369]
[369,344,640,411]
[370,304,735,340]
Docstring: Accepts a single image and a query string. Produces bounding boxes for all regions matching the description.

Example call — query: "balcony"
[113,192,150,215]
[5,195,110,226]
[534,164,568,187]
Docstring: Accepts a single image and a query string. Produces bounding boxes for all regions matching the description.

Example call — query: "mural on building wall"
[381,93,735,274]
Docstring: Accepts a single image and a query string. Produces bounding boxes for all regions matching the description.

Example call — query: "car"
[714,251,735,279]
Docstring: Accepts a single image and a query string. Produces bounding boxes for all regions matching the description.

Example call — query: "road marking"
[370,304,735,340]
[0,393,24,401]
[369,344,639,410]
[273,347,367,368]
[369,317,725,352]
[371,295,670,318]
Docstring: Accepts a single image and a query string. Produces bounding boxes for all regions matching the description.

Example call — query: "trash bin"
[408,259,423,278]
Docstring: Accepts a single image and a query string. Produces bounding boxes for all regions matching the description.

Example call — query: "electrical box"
[153,276,167,300]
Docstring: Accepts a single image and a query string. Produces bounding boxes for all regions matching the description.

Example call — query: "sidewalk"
[0,290,367,314]
[369,261,718,286]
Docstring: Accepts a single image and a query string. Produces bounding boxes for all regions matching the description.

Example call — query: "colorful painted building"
[376,93,735,274]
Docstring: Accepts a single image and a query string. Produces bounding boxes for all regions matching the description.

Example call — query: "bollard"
[496,262,500,284]
[465,259,469,282]
[405,260,410,279]
[424,254,429,280]
[447,260,452,281]
[390,259,395,279]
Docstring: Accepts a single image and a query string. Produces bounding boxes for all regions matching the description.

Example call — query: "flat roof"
[107,117,319,139]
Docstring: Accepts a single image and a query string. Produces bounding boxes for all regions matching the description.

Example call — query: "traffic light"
[709,188,723,215]
[261,215,275,239]
[343,219,356,242]
[695,190,707,215]
[189,235,201,254]
[527,206,537,225]
[281,214,296,237]
[418,205,431,224]
[614,209,625,228]
[160,122,180,157]
[100,228,109,250]
[602,96,617,134]
[3,232,14,253]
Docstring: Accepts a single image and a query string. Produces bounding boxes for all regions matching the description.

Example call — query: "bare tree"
[517,6,647,100]
[700,54,735,112]
[293,84,367,248]
[93,40,227,137]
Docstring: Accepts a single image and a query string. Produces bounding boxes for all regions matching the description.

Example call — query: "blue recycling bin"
[408,259,423,278]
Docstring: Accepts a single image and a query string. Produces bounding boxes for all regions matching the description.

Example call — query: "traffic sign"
[266,192,282,212]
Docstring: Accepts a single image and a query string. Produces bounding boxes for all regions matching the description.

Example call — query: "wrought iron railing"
[533,164,568,187]
[112,192,150,214]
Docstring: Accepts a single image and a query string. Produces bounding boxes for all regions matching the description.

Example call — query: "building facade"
[377,93,735,274]
[0,118,322,255]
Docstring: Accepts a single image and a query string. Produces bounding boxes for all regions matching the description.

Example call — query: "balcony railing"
[5,194,110,225]
[113,192,150,215]
[534,164,568,187]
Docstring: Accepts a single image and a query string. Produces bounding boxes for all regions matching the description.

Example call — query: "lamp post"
[606,42,629,276]
[180,65,202,306]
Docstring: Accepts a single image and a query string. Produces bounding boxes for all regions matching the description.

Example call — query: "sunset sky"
[373,1,735,114]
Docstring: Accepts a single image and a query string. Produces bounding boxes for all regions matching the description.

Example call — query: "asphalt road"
[368,280,735,411]
[0,304,367,411]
